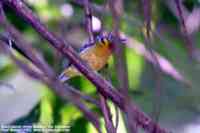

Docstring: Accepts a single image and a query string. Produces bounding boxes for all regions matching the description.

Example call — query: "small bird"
[59,34,114,82]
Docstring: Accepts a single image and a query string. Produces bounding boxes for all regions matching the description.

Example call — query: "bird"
[59,34,114,82]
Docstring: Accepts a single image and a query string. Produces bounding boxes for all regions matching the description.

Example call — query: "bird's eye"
[101,37,105,44]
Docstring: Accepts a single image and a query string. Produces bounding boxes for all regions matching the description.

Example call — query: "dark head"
[96,34,112,48]
[95,33,126,49]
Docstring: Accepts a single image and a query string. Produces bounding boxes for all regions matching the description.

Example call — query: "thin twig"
[109,0,129,95]
[124,34,190,87]
[100,95,115,133]
[101,66,119,133]
[142,0,162,128]
[83,0,94,42]
[164,0,189,21]
[109,0,138,132]
[174,0,198,60]
[114,105,119,132]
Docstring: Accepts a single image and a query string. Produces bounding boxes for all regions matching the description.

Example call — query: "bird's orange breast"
[81,44,112,71]
[62,44,112,78]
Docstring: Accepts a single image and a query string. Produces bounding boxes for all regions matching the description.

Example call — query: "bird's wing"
[65,42,95,68]
[79,42,95,53]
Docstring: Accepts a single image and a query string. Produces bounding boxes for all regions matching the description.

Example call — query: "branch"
[164,0,200,35]
[109,0,129,95]
[142,0,162,128]
[83,0,94,42]
[125,34,190,86]
[109,0,137,132]
[100,95,115,133]
[174,0,195,56]
[164,0,189,21]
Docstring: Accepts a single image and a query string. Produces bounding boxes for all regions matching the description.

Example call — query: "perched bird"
[59,35,114,82]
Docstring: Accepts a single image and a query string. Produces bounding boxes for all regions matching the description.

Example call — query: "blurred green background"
[1,0,200,133]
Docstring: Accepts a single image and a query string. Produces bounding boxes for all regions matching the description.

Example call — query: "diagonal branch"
[100,95,115,133]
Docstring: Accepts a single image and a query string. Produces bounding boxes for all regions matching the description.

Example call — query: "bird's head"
[96,33,126,49]
[96,35,112,48]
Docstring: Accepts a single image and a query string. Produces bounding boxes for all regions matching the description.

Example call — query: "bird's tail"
[58,72,70,83]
